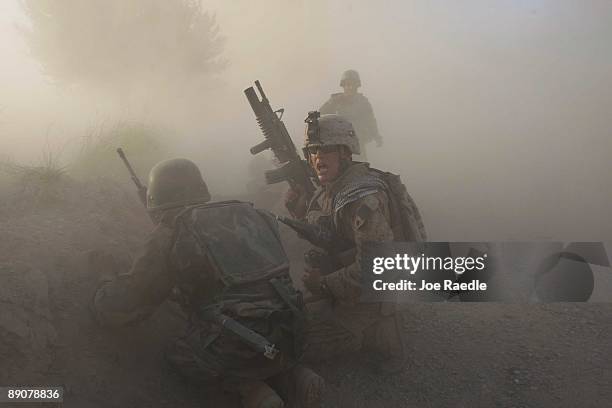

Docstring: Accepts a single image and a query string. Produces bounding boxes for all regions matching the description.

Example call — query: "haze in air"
[0,0,611,241]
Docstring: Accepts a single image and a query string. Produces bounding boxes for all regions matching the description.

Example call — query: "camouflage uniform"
[94,206,295,379]
[301,163,425,366]
[293,114,426,369]
[93,159,319,408]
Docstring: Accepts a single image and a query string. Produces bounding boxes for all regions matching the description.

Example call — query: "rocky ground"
[1,175,611,408]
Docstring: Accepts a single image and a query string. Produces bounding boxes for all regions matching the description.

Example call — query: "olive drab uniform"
[93,201,302,388]
[300,162,426,368]
[319,93,381,161]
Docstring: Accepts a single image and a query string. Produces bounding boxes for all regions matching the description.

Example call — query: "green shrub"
[70,121,168,182]
[0,149,67,206]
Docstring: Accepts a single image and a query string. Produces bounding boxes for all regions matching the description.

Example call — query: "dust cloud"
[1,0,611,240]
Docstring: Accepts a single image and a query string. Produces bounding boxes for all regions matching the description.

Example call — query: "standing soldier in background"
[91,158,324,408]
[319,70,383,161]
[284,113,426,373]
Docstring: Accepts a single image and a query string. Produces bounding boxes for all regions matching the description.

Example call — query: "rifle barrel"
[116,148,142,187]
[255,80,267,102]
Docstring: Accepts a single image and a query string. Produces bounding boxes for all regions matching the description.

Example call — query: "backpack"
[370,169,428,242]
[172,200,290,288]
[171,200,304,359]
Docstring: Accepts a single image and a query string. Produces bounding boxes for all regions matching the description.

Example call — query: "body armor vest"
[170,201,294,309]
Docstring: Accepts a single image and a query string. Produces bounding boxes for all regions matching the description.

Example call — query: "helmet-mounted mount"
[302,112,360,156]
[303,111,322,158]
[305,111,321,144]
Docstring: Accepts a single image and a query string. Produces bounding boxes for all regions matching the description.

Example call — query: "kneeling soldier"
[92,158,324,408]
[285,113,427,373]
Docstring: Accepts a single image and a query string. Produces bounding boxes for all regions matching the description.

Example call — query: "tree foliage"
[20,0,226,88]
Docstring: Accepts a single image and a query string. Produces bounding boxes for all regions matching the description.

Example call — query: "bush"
[0,148,68,206]
[70,121,168,183]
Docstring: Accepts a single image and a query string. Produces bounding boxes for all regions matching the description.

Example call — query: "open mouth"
[316,163,329,175]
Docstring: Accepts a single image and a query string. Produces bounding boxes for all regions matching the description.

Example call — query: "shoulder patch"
[354,205,371,230]
[361,194,380,211]
[353,195,380,230]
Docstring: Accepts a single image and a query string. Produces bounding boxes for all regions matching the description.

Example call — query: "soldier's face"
[342,83,358,95]
[308,145,350,185]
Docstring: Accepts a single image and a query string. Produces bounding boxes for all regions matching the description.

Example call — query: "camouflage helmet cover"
[303,113,360,155]
[340,69,361,87]
[146,158,211,211]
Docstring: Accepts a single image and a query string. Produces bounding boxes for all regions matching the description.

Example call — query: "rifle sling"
[269,278,304,319]
[334,247,357,268]
[198,309,279,360]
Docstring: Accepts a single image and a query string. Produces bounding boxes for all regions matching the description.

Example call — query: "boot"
[239,380,285,408]
[364,313,407,374]
[288,365,325,408]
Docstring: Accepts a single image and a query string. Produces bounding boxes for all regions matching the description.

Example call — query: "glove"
[284,184,308,219]
[87,249,131,283]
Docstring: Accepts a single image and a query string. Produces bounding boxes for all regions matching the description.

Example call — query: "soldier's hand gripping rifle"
[244,81,316,200]
[276,215,335,252]
[277,215,356,275]
[277,215,338,275]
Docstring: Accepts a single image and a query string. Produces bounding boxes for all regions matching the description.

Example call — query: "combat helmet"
[340,69,361,87]
[146,158,211,211]
[303,112,360,156]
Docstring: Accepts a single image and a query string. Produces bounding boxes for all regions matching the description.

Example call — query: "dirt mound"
[1,176,611,408]
[0,262,57,384]
[0,176,214,407]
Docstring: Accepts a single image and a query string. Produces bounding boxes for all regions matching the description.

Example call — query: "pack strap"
[269,278,304,320]
[199,307,279,360]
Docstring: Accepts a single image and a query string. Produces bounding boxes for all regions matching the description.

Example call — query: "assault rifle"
[276,215,335,252]
[244,81,316,199]
[277,215,356,275]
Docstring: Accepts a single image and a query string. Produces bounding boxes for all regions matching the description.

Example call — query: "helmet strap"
[339,146,352,172]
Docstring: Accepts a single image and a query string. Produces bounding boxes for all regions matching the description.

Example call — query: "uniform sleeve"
[362,97,382,142]
[92,225,176,327]
[321,191,393,302]
[319,95,337,114]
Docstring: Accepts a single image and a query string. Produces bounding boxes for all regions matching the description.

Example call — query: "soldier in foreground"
[284,113,427,372]
[319,70,383,161]
[91,158,324,408]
